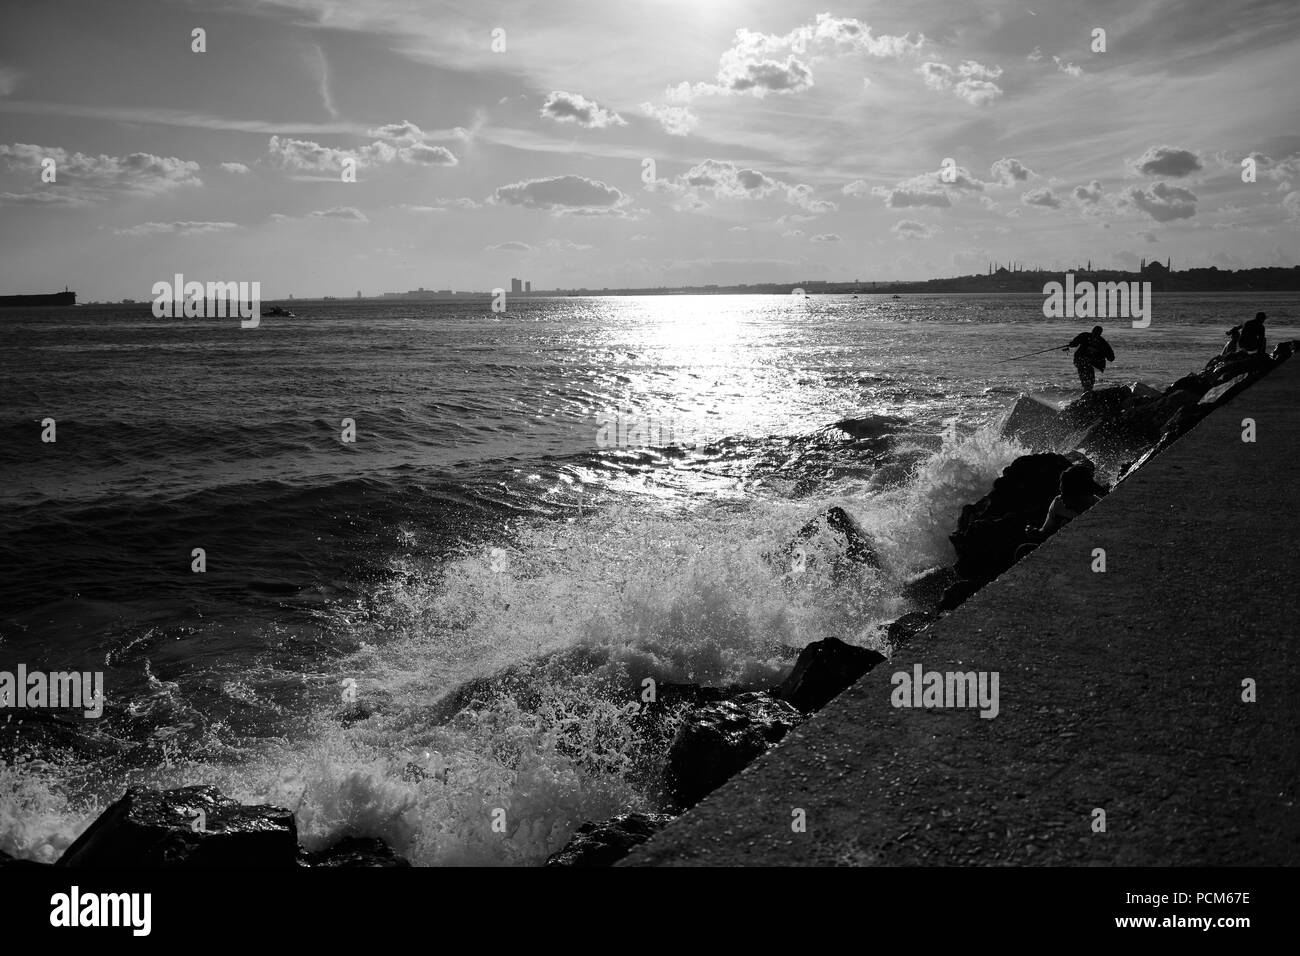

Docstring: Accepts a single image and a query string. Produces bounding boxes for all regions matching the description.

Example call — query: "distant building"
[510,277,523,293]
[356,290,362,298]
[524,281,531,293]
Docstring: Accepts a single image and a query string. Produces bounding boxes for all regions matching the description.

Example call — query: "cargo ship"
[0,288,76,307]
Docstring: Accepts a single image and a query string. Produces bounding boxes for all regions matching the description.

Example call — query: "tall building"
[525,280,531,293]
[510,277,522,294]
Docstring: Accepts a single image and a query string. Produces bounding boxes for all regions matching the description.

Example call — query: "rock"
[57,786,299,867]
[827,414,908,441]
[0,710,133,763]
[938,579,983,611]
[790,506,881,570]
[663,692,803,809]
[999,394,1066,448]
[900,566,958,609]
[771,637,886,713]
[1059,419,1152,468]
[885,611,939,646]
[0,848,49,868]
[300,837,410,867]
[1271,340,1298,362]
[544,812,675,867]
[1167,372,1213,398]
[1199,372,1257,407]
[1058,383,1160,432]
[948,453,1098,584]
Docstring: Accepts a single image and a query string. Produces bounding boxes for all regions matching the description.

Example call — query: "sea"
[1,291,1295,864]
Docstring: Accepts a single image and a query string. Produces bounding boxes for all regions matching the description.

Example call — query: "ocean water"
[2,292,1296,864]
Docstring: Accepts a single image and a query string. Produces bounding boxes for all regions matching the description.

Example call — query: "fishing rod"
[992,344,1072,365]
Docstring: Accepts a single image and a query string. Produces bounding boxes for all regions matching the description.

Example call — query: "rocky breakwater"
[927,340,1298,612]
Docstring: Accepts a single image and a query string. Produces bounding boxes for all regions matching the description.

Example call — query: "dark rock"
[938,579,983,611]
[1000,394,1066,448]
[1271,340,1298,362]
[1199,372,1258,407]
[1057,383,1160,432]
[772,637,886,713]
[0,848,50,868]
[663,692,803,809]
[948,453,1098,584]
[900,565,958,609]
[300,837,410,867]
[1059,418,1152,469]
[1167,372,1212,398]
[790,506,881,570]
[827,414,907,441]
[544,812,675,867]
[885,611,939,645]
[57,785,298,867]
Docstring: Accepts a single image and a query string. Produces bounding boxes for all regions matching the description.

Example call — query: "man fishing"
[1063,325,1115,392]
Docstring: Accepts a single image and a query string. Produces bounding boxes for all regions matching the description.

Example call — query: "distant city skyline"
[1,0,1298,300]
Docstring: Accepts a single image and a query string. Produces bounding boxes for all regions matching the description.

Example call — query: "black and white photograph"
[0,0,1295,937]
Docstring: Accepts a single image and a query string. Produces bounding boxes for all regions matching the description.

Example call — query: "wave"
[1,419,1026,865]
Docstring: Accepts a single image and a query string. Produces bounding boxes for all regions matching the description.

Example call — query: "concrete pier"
[625,360,1300,866]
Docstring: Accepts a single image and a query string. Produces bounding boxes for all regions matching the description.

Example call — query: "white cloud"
[310,206,368,221]
[1129,146,1203,178]
[1022,187,1061,208]
[990,157,1033,185]
[0,143,201,203]
[917,60,1003,105]
[541,91,627,129]
[809,233,841,242]
[1123,181,1198,221]
[640,103,698,136]
[486,240,533,252]
[114,221,240,236]
[892,219,939,240]
[219,162,251,174]
[492,174,628,215]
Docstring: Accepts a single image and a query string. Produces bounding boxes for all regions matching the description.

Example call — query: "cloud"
[866,164,983,208]
[0,66,23,97]
[1130,146,1203,178]
[492,174,627,215]
[1073,180,1104,203]
[657,159,834,213]
[842,180,873,198]
[892,219,939,240]
[541,91,627,129]
[486,240,533,252]
[640,103,698,136]
[1053,56,1084,77]
[219,162,251,174]
[1137,230,1158,243]
[400,143,457,165]
[0,190,89,207]
[0,143,201,203]
[539,238,595,252]
[368,121,426,144]
[669,13,922,101]
[1022,187,1061,208]
[917,60,1003,105]
[266,126,457,173]
[1123,181,1198,221]
[309,206,368,221]
[782,229,804,237]
[809,233,841,242]
[114,221,240,236]
[1283,190,1300,221]
[990,157,1033,185]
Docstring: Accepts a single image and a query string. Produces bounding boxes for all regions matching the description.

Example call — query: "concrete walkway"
[625,360,1300,866]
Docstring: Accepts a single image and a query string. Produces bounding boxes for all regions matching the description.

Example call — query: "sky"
[1,0,1298,298]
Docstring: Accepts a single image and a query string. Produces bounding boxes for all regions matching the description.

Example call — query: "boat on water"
[0,288,76,308]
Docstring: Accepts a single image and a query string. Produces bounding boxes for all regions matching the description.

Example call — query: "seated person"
[1016,465,1102,558]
